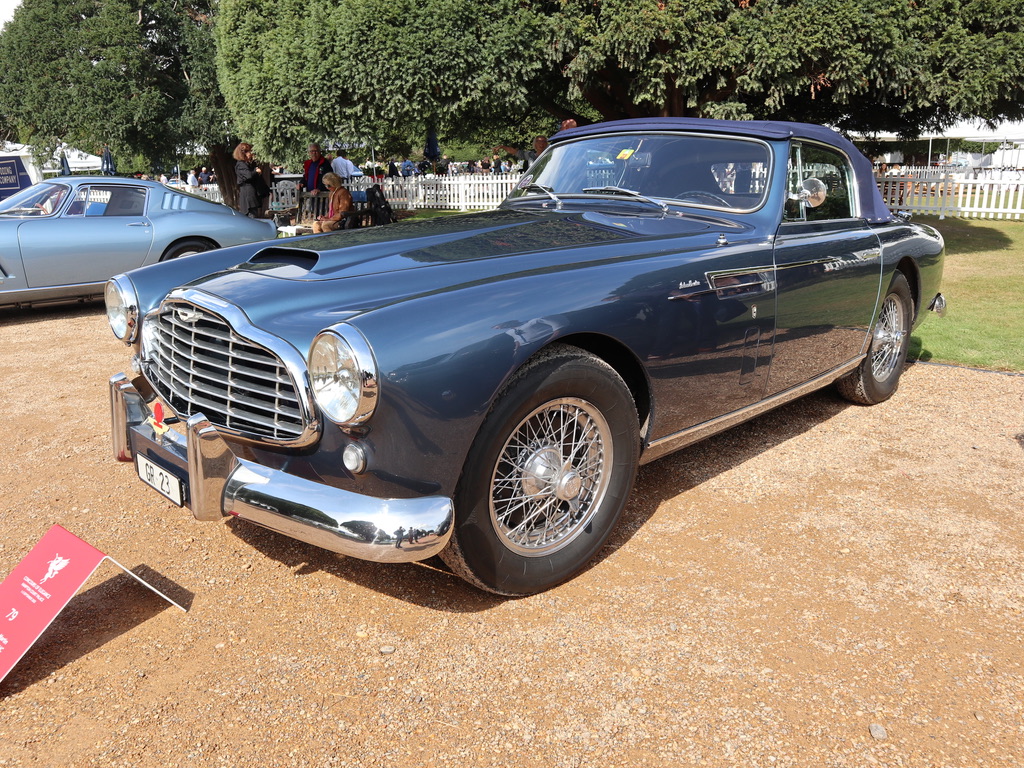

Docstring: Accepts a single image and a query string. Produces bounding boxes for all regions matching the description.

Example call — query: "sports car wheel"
[440,345,640,596]
[160,238,214,261]
[837,272,914,405]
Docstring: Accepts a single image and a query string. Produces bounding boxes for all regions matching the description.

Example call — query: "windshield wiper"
[582,185,668,213]
[519,183,562,209]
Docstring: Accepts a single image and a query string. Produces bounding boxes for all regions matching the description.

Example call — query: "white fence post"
[875,170,1024,220]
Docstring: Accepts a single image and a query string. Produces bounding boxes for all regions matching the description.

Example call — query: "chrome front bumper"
[110,373,454,563]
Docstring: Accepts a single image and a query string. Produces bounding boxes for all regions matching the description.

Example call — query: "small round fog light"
[343,443,368,474]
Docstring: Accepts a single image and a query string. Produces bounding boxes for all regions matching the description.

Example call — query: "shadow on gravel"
[225,520,502,612]
[595,387,853,564]
[224,387,853,605]
[0,565,190,698]
[0,300,103,327]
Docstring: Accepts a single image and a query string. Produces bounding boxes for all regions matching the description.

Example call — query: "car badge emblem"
[147,401,171,438]
[174,307,203,324]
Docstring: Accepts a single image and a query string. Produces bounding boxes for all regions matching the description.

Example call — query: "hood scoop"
[240,247,321,277]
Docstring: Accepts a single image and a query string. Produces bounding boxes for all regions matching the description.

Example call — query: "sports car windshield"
[506,133,772,212]
[0,182,71,216]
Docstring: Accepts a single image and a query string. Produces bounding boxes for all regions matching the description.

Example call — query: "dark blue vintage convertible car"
[105,118,945,595]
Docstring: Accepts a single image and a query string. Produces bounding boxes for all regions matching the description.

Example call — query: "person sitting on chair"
[312,173,353,233]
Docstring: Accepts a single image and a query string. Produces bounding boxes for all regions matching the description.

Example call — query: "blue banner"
[0,157,32,200]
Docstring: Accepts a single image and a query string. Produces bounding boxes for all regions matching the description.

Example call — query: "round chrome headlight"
[105,275,139,343]
[309,327,378,425]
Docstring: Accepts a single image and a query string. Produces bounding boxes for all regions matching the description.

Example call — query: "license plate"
[136,454,185,507]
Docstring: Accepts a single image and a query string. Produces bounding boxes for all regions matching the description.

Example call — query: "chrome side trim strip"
[641,357,863,464]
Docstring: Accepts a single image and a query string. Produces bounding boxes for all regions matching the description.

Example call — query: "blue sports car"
[0,176,277,308]
[105,118,945,595]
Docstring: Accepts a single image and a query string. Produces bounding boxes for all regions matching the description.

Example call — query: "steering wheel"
[675,190,729,207]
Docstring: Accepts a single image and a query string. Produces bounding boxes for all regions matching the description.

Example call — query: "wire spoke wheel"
[837,272,913,406]
[490,398,612,556]
[870,293,908,382]
[441,345,639,595]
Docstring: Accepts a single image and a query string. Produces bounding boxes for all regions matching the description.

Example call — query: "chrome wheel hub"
[870,294,907,382]
[521,447,583,502]
[489,398,612,556]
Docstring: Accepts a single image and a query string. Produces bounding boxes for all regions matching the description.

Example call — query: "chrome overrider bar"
[110,373,454,564]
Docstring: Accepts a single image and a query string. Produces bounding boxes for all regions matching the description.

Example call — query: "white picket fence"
[876,171,1024,219]
[187,170,1024,220]
[289,173,522,212]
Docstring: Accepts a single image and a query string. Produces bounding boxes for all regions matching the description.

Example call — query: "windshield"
[505,133,772,212]
[0,182,71,216]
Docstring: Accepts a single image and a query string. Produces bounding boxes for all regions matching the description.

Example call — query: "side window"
[66,186,114,217]
[785,143,854,222]
[102,186,147,216]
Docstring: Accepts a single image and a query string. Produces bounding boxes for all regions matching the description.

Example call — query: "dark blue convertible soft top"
[552,118,893,224]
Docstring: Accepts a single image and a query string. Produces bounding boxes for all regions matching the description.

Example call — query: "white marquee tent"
[852,120,1024,168]
[0,142,103,174]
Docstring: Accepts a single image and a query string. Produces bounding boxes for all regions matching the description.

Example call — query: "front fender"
[344,257,668,497]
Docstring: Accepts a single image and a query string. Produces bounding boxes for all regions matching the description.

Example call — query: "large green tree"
[215,0,554,164]
[217,0,1024,156]
[0,0,228,169]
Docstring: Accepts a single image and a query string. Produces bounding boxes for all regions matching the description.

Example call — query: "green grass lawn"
[401,208,471,220]
[910,216,1024,372]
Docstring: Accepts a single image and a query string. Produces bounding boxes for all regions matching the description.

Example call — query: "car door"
[21,184,155,288]
[647,241,776,434]
[767,142,883,396]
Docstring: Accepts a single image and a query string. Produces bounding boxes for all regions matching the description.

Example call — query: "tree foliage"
[218,0,1024,156]
[0,0,228,168]
[215,0,558,165]
[3,0,1020,172]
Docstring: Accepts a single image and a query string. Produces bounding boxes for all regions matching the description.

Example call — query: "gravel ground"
[1,302,1022,768]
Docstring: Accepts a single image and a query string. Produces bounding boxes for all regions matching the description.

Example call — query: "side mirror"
[798,178,827,208]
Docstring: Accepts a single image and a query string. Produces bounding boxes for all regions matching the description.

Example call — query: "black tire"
[160,238,214,261]
[837,272,914,405]
[440,345,640,596]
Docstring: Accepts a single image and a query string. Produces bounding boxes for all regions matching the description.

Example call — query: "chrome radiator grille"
[147,302,305,441]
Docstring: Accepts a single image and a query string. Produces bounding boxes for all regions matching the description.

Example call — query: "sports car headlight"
[105,275,139,343]
[309,326,378,425]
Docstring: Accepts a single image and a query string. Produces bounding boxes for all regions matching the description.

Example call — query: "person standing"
[187,168,200,187]
[234,142,269,218]
[331,149,360,182]
[302,143,331,194]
